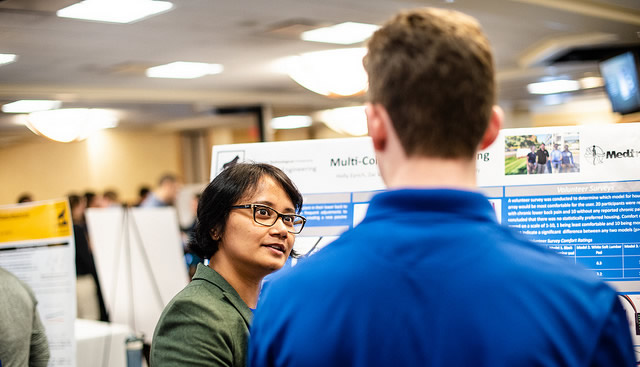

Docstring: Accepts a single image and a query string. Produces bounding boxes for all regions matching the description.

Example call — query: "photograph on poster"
[504,132,580,175]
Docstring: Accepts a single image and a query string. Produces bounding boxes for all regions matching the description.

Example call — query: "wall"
[5,96,626,206]
[0,129,181,205]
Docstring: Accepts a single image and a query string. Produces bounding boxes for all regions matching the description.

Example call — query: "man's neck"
[383,156,478,190]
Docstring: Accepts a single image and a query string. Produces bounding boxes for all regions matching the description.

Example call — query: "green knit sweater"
[0,267,50,367]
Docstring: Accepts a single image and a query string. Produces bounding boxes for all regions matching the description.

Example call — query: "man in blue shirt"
[140,173,181,207]
[550,143,563,173]
[561,144,576,173]
[249,7,635,367]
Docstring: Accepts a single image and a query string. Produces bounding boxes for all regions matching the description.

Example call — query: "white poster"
[85,207,189,343]
[212,122,640,356]
[0,199,76,367]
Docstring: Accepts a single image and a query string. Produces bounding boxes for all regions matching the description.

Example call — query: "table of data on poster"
[497,180,640,281]
[294,183,640,282]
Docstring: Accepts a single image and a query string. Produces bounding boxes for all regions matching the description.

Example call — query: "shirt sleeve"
[589,298,636,367]
[29,307,50,367]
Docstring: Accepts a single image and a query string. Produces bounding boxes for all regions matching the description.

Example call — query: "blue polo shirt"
[249,189,634,367]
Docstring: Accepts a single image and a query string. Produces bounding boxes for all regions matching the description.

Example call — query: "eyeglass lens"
[253,205,304,233]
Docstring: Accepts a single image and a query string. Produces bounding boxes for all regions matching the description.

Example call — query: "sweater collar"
[192,263,254,326]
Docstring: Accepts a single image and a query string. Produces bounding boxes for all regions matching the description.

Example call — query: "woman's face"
[217,175,296,277]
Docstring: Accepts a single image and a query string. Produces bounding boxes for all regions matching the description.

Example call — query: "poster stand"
[104,207,165,367]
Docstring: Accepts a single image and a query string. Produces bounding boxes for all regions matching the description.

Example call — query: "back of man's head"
[157,173,180,205]
[158,174,177,187]
[364,8,495,159]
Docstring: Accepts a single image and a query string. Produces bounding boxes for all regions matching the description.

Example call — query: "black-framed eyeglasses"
[231,203,306,234]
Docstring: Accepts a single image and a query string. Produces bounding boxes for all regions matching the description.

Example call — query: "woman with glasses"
[150,162,305,367]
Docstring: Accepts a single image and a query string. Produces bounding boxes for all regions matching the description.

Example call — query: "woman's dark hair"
[188,162,303,260]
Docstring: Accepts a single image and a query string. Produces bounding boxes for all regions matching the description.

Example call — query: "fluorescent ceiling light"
[2,100,62,113]
[527,80,580,94]
[26,108,118,143]
[579,76,604,89]
[301,22,380,45]
[271,115,312,130]
[280,48,368,97]
[315,106,368,136]
[0,53,17,65]
[57,0,173,24]
[146,61,224,79]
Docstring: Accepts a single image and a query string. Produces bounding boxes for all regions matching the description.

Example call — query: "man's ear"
[479,105,503,150]
[366,103,389,152]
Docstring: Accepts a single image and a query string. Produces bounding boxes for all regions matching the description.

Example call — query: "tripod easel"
[104,206,166,367]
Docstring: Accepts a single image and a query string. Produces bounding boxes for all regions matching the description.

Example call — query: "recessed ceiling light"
[527,80,580,94]
[270,115,312,130]
[301,22,379,45]
[2,100,62,113]
[145,61,224,79]
[0,53,17,66]
[57,0,173,24]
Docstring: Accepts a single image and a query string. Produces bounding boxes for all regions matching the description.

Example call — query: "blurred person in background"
[135,185,151,207]
[17,193,33,203]
[181,193,204,278]
[84,191,103,209]
[69,193,108,321]
[140,174,181,208]
[101,189,121,207]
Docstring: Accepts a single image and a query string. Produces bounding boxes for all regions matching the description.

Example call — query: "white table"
[75,319,140,367]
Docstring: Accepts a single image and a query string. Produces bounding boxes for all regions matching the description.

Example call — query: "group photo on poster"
[504,131,580,175]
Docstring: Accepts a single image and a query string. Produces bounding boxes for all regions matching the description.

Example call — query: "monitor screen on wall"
[599,51,640,115]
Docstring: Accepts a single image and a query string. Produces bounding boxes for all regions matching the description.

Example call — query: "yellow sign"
[0,200,71,243]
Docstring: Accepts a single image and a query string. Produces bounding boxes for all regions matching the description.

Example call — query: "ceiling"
[1,0,639,145]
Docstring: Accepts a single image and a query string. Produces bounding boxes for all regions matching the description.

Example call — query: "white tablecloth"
[75,319,135,367]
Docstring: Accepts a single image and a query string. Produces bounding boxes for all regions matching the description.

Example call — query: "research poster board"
[0,199,76,367]
[85,207,189,343]
[212,122,640,357]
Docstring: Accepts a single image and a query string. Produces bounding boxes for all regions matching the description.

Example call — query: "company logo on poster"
[584,145,606,165]
[584,144,640,165]
[215,150,245,174]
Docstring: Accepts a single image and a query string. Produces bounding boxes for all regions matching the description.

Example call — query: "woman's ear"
[210,228,220,241]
